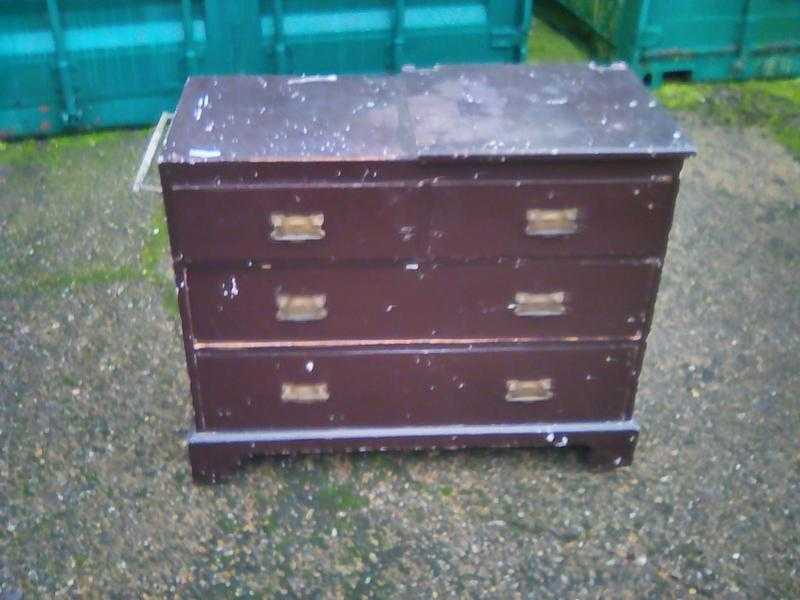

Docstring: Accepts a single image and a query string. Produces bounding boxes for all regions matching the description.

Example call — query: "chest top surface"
[161,63,694,165]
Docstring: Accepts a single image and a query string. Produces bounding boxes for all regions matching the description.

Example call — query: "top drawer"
[428,179,676,259]
[164,186,425,263]
[164,176,676,263]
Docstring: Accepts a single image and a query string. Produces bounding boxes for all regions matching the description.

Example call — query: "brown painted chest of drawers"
[158,64,694,482]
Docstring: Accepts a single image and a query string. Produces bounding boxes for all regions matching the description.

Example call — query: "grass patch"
[0,185,177,316]
[314,482,369,512]
[138,203,179,317]
[0,129,130,169]
[0,128,177,309]
[656,79,800,159]
[655,83,714,111]
[528,17,590,64]
[0,138,41,166]
[0,264,139,298]
[139,204,169,277]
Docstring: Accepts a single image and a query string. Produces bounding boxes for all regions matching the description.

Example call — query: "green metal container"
[542,0,800,86]
[1,0,533,138]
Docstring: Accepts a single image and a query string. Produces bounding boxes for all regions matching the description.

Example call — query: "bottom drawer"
[194,343,641,430]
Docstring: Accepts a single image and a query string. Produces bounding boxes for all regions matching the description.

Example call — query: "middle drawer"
[187,259,658,344]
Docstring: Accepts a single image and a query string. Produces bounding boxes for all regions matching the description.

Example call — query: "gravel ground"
[1,113,798,598]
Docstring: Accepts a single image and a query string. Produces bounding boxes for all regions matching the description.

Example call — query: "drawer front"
[195,344,640,430]
[187,260,658,344]
[428,180,675,259]
[165,186,424,262]
[188,264,426,342]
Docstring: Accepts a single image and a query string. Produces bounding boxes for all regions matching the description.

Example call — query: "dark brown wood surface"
[166,186,425,263]
[428,179,676,259]
[160,64,694,166]
[165,175,677,263]
[160,156,685,188]
[186,259,659,343]
[194,343,641,430]
[158,65,693,480]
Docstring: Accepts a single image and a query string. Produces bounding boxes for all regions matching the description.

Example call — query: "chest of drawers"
[158,64,693,482]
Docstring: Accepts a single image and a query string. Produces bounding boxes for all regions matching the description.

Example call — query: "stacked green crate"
[0,0,533,138]
[543,0,800,86]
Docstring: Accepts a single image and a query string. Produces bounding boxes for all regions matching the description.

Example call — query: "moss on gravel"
[139,204,178,317]
[315,482,370,512]
[656,79,800,159]
[0,197,175,314]
[0,130,175,312]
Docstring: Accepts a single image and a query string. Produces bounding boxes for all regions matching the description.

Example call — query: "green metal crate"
[0,0,533,138]
[541,0,800,86]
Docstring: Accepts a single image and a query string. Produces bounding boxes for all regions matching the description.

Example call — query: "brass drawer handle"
[512,291,566,317]
[505,378,553,403]
[526,208,578,236]
[276,293,328,321]
[270,212,325,241]
[281,382,329,404]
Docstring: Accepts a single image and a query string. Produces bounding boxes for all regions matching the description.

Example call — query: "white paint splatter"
[287,74,338,85]
[189,148,221,159]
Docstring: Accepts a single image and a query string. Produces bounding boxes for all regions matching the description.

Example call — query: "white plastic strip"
[132,111,174,194]
[190,420,639,445]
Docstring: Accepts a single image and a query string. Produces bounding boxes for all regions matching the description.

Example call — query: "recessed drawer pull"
[275,293,328,322]
[526,208,578,236]
[270,212,325,241]
[281,382,329,404]
[512,291,566,317]
[505,378,553,403]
